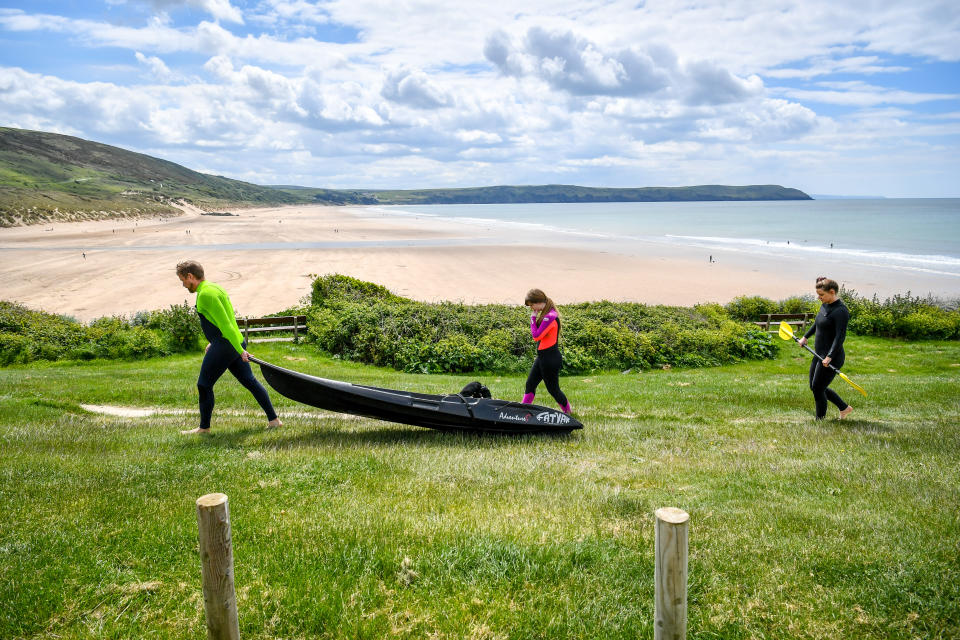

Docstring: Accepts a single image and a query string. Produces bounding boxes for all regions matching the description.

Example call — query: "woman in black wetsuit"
[799,277,854,420]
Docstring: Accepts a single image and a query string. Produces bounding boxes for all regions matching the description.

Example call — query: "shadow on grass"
[178,422,580,451]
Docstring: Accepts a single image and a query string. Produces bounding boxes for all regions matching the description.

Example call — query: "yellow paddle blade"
[837,371,868,397]
[778,320,796,341]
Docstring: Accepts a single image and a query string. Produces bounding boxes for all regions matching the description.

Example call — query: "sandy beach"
[1,203,956,321]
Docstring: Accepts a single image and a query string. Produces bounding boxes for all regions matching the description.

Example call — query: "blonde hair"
[524,288,559,327]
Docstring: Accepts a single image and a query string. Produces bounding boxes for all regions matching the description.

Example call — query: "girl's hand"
[822,356,832,367]
[798,337,807,347]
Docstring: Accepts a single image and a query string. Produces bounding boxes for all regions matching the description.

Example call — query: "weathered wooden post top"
[654,507,690,640]
[196,492,241,640]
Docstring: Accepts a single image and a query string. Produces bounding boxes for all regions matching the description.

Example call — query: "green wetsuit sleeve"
[197,286,245,355]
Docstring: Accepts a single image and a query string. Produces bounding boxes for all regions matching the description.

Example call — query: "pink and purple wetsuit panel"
[530,309,559,350]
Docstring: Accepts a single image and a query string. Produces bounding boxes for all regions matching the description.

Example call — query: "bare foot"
[267,418,282,429]
[180,427,211,435]
[838,406,853,420]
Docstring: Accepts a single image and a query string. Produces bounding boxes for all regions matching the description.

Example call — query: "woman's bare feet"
[267,418,282,429]
[839,406,853,420]
[180,427,210,435]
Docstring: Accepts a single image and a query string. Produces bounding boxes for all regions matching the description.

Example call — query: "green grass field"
[1,336,957,639]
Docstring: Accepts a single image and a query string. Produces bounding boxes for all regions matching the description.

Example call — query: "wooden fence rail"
[753,312,812,335]
[241,314,307,344]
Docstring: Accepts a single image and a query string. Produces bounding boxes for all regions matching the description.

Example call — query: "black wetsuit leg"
[809,358,848,419]
[197,339,277,429]
[526,345,568,407]
[524,357,544,396]
[227,354,277,421]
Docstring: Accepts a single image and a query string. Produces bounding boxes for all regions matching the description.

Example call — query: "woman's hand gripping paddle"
[778,321,867,397]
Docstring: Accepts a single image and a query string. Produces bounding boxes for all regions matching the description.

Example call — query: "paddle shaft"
[780,321,866,397]
[796,339,842,372]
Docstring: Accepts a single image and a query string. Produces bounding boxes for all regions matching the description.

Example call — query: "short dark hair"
[815,276,839,293]
[176,260,204,279]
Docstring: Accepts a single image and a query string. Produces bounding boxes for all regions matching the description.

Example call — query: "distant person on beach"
[522,289,572,414]
[175,260,281,434]
[799,277,853,421]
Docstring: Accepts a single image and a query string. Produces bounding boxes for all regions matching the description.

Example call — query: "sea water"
[373,199,960,279]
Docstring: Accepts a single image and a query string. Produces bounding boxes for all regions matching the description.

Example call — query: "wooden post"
[292,315,299,343]
[655,507,689,640]
[243,317,249,343]
[196,493,240,640]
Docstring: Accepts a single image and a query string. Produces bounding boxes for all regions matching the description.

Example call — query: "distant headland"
[0,127,810,226]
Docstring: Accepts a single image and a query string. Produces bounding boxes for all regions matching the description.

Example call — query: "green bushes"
[138,302,203,352]
[0,301,201,365]
[725,290,960,340]
[311,273,400,306]
[307,296,530,373]
[842,290,960,339]
[306,275,777,374]
[725,295,780,319]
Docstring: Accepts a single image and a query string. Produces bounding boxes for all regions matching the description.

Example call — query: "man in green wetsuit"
[176,260,282,434]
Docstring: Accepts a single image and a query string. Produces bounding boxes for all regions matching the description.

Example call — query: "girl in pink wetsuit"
[522,288,571,413]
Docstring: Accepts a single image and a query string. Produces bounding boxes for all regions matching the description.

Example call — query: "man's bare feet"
[839,406,854,420]
[181,427,211,435]
[267,418,282,429]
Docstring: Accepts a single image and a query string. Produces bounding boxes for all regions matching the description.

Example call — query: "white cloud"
[485,27,764,107]
[486,27,674,97]
[682,61,763,106]
[247,0,333,27]
[0,9,72,32]
[139,0,244,24]
[454,130,502,145]
[381,67,450,109]
[0,10,344,66]
[135,51,173,80]
[776,81,959,106]
[712,99,821,142]
[764,56,912,80]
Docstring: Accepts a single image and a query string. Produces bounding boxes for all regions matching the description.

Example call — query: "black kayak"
[250,357,583,435]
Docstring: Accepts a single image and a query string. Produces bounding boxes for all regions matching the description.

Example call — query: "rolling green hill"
[348,183,812,205]
[274,183,812,205]
[1,127,811,226]
[0,127,308,226]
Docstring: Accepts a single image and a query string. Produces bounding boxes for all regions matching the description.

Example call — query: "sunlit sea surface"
[373,199,960,278]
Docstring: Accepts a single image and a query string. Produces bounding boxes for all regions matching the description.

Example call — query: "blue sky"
[1,0,958,197]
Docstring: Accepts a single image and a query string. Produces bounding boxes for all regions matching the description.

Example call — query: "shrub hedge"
[306,274,777,374]
[0,301,201,365]
[11,275,951,371]
[725,289,960,340]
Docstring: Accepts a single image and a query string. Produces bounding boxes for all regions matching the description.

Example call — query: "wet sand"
[0,203,955,321]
